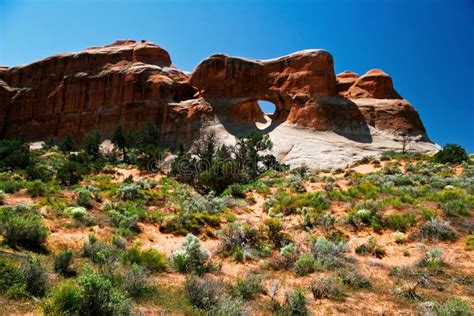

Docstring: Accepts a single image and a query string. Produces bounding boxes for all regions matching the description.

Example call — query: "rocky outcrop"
[0,40,209,144]
[190,50,337,106]
[344,69,401,99]
[0,40,435,162]
[336,71,359,95]
[191,52,426,139]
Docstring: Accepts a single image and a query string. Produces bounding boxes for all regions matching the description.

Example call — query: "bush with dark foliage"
[434,144,469,164]
[83,130,102,159]
[0,206,48,251]
[56,160,86,186]
[59,135,78,153]
[170,132,286,194]
[0,139,30,171]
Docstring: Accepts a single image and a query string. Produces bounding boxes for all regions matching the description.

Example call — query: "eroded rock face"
[191,53,426,139]
[345,69,401,99]
[190,49,337,122]
[0,40,209,144]
[336,71,360,95]
[0,40,433,156]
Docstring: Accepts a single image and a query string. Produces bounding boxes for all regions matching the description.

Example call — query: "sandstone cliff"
[0,40,212,146]
[0,40,438,167]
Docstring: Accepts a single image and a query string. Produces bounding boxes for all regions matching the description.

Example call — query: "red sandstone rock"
[287,96,368,132]
[353,98,427,136]
[0,40,205,143]
[0,41,430,144]
[346,69,401,99]
[190,50,337,110]
[336,71,359,95]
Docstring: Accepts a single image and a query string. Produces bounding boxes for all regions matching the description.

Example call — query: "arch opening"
[255,100,277,130]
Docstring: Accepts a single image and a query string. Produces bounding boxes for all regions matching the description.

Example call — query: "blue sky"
[1,0,473,151]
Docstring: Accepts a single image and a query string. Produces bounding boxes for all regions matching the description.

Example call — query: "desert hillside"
[0,136,472,315]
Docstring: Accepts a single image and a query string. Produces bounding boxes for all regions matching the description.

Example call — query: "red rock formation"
[0,40,430,145]
[336,71,359,95]
[345,69,401,99]
[354,98,427,136]
[190,50,337,110]
[0,40,209,144]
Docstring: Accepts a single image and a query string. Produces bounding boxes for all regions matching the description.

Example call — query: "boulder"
[346,69,402,99]
[336,71,359,95]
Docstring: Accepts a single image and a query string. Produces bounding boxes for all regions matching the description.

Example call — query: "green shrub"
[310,236,347,269]
[265,190,329,216]
[355,237,386,258]
[0,206,48,250]
[432,298,472,316]
[416,247,445,273]
[287,174,306,193]
[54,249,75,277]
[347,199,383,231]
[298,207,334,230]
[122,264,152,298]
[172,234,211,274]
[0,257,26,298]
[59,135,78,153]
[0,179,25,193]
[218,222,269,261]
[26,162,54,182]
[76,267,131,315]
[21,255,48,297]
[105,201,146,237]
[466,236,474,251]
[434,144,469,164]
[384,213,417,232]
[294,253,317,276]
[232,271,263,300]
[178,191,235,214]
[42,281,82,315]
[0,139,31,170]
[227,183,247,198]
[64,206,88,222]
[267,243,300,271]
[210,294,248,315]
[441,199,471,217]
[83,130,102,159]
[422,208,437,220]
[111,235,127,250]
[44,267,132,315]
[27,180,49,197]
[337,268,371,289]
[263,217,289,247]
[347,181,379,199]
[75,186,98,209]
[115,183,143,201]
[122,244,167,272]
[81,234,119,266]
[420,218,457,241]
[310,276,343,300]
[159,211,221,236]
[57,160,85,185]
[185,275,225,310]
[197,159,244,195]
[0,189,5,204]
[281,289,309,316]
